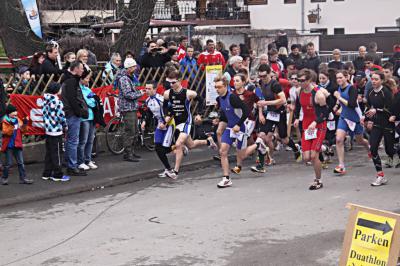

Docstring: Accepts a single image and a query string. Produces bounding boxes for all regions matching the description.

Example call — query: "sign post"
[339,203,400,266]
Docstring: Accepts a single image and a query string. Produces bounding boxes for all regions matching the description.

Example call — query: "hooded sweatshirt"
[42,93,67,136]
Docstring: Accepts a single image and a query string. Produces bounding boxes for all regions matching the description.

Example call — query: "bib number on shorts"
[344,118,356,131]
[267,111,280,122]
[305,129,317,140]
[327,121,336,131]
[230,129,244,141]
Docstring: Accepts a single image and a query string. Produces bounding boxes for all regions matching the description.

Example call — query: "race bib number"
[344,118,356,132]
[327,121,336,131]
[267,112,280,122]
[230,129,244,141]
[305,129,317,140]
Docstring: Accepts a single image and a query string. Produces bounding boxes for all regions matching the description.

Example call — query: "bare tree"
[113,0,157,56]
[0,0,44,58]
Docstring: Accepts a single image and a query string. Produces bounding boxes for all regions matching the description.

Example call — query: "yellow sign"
[205,65,223,106]
[347,211,396,266]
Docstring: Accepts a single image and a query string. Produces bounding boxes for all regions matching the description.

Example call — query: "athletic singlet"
[219,91,243,128]
[169,88,192,125]
[299,90,316,128]
[146,94,165,124]
[339,84,361,122]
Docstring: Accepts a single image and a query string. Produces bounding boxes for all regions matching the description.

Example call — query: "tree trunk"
[113,0,157,57]
[0,0,44,59]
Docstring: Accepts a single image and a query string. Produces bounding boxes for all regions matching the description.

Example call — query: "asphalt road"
[0,147,399,266]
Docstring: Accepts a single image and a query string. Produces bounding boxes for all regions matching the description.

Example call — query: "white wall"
[42,10,114,24]
[249,0,400,34]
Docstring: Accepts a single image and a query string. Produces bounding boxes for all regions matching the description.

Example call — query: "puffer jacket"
[1,116,27,152]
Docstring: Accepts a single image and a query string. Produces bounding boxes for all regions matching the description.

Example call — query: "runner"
[253,64,302,173]
[294,69,330,190]
[213,75,268,188]
[363,72,396,186]
[163,68,217,178]
[142,80,176,179]
[333,71,370,175]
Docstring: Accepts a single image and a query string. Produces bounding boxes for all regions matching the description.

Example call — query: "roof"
[91,19,197,29]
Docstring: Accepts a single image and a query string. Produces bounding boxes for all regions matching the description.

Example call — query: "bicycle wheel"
[105,116,125,155]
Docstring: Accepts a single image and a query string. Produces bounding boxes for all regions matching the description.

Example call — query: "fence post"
[40,74,55,95]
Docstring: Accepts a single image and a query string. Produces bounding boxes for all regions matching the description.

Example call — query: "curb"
[0,157,219,208]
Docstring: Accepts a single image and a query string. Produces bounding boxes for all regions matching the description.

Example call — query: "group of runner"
[143,63,400,190]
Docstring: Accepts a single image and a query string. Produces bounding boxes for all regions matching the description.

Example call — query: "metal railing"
[318,51,384,64]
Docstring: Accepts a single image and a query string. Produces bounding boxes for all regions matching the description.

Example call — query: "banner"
[205,65,222,106]
[9,85,166,135]
[21,0,43,39]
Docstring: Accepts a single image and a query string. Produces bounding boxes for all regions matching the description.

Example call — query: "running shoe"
[333,166,346,175]
[309,179,323,190]
[321,162,329,169]
[251,165,266,173]
[371,172,387,187]
[265,157,276,166]
[208,136,218,150]
[256,137,268,155]
[295,151,302,163]
[158,169,168,178]
[165,169,177,180]
[231,165,242,174]
[213,155,221,161]
[42,176,51,180]
[51,175,71,182]
[78,163,90,171]
[217,176,232,188]
[87,161,98,170]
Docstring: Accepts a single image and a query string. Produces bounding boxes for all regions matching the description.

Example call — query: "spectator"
[103,53,122,84]
[302,42,321,74]
[140,41,174,69]
[84,45,97,66]
[353,46,367,72]
[42,83,70,182]
[328,49,345,70]
[278,47,289,68]
[242,54,251,72]
[41,44,62,76]
[177,36,188,62]
[259,54,269,65]
[77,71,98,171]
[115,58,144,162]
[124,51,135,60]
[197,39,226,69]
[14,66,35,94]
[383,62,394,80]
[269,48,284,78]
[180,45,198,79]
[1,104,33,185]
[354,71,367,112]
[390,44,400,78]
[229,43,241,57]
[289,44,303,70]
[61,61,88,176]
[62,52,76,72]
[216,41,229,62]
[224,55,243,88]
[76,49,91,75]
[29,52,45,77]
[193,51,200,61]
[285,59,296,78]
[275,30,288,51]
[344,62,355,84]
[367,42,382,66]
[0,79,6,176]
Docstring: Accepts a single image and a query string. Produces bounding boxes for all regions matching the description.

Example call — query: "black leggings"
[155,144,173,170]
[369,126,395,172]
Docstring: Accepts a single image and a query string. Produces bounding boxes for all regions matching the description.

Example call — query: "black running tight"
[369,126,395,172]
[155,144,173,170]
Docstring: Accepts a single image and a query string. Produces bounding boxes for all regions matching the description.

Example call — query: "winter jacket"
[115,69,143,112]
[80,84,96,121]
[301,54,321,73]
[103,61,121,84]
[61,72,88,119]
[42,93,67,136]
[1,116,27,152]
[288,53,303,70]
[0,79,6,120]
[41,57,62,76]
[180,56,198,79]
[353,56,365,72]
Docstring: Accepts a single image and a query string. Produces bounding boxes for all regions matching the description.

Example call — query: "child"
[42,83,70,182]
[1,104,33,185]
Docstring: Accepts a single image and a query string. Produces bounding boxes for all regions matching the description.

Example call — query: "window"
[247,0,268,4]
[284,0,296,3]
[310,0,326,2]
[334,0,345,1]
[334,28,345,34]
[310,28,327,35]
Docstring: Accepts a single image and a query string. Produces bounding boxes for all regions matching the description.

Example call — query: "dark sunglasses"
[297,78,307,82]
[258,74,268,78]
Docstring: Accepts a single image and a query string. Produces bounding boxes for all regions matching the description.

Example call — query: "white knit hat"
[124,58,137,68]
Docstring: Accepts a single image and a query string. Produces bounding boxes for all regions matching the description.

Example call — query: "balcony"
[153,0,250,26]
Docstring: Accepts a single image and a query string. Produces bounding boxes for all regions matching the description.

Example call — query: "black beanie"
[6,104,17,115]
[47,82,61,94]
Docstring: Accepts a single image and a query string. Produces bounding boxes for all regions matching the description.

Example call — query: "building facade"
[248,0,400,35]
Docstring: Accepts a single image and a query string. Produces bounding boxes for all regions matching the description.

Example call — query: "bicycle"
[105,93,156,155]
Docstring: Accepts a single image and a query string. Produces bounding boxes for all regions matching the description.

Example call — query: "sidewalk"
[0,147,218,207]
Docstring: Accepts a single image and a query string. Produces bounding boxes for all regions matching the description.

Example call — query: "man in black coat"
[41,44,63,76]
[61,61,88,176]
[301,42,321,74]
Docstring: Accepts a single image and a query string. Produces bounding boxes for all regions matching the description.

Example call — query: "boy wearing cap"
[42,83,70,182]
[115,58,144,162]
[1,105,33,185]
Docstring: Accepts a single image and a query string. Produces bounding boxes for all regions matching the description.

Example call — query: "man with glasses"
[163,69,217,179]
[252,64,302,173]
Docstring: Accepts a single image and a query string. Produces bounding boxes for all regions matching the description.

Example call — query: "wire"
[1,191,137,266]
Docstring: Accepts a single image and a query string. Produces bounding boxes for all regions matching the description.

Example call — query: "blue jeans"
[66,116,81,169]
[78,120,96,165]
[2,148,26,180]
